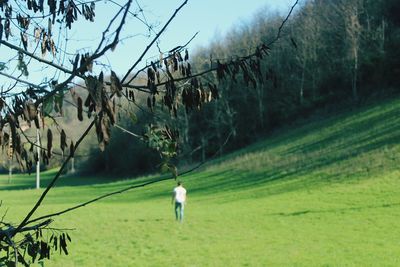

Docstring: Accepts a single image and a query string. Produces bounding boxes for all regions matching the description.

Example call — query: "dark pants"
[175,202,184,222]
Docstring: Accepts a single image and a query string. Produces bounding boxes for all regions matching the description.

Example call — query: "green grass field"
[1,98,400,266]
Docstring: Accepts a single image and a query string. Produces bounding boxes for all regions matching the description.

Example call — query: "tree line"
[84,0,399,175]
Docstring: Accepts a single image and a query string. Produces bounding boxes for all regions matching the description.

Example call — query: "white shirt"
[173,186,187,203]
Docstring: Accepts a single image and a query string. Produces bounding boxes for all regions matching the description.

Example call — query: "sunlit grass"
[1,98,400,266]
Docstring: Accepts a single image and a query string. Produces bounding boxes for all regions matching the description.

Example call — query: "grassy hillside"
[1,98,400,266]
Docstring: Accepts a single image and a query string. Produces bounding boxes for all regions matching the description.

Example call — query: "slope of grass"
[1,98,400,266]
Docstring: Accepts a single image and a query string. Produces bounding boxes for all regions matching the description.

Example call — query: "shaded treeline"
[76,92,162,176]
[83,0,400,175]
[180,0,400,161]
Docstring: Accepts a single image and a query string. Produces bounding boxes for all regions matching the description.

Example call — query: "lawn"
[1,98,400,266]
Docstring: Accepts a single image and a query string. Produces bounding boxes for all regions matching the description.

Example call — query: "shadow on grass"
[2,99,399,198]
[284,108,400,156]
[141,139,397,201]
[267,202,400,217]
[0,170,126,191]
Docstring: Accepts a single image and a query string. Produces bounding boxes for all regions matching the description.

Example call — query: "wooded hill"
[75,0,400,175]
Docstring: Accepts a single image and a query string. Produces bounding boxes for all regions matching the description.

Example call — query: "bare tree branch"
[0,40,75,76]
[0,71,45,90]
[122,0,189,84]
[25,129,234,226]
[13,118,96,236]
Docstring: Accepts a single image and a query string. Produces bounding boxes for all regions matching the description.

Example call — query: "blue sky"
[0,0,296,88]
[72,0,296,78]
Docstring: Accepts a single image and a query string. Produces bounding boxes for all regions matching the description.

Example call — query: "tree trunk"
[352,46,359,102]
[300,61,306,105]
[8,160,12,184]
[257,85,265,129]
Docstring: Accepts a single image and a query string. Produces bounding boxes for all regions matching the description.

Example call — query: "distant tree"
[340,0,363,102]
[0,0,300,265]
[293,1,322,104]
[178,0,400,166]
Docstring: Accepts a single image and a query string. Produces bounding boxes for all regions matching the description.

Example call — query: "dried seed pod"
[60,129,67,153]
[27,100,37,120]
[20,32,28,51]
[173,56,178,71]
[126,88,135,102]
[23,102,30,121]
[47,129,53,158]
[34,116,40,128]
[77,97,83,121]
[184,49,189,61]
[5,19,10,40]
[84,93,92,107]
[110,70,122,97]
[101,115,111,144]
[186,62,191,77]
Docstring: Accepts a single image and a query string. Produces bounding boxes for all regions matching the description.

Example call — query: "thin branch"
[0,71,46,90]
[13,0,133,229]
[128,31,199,83]
[19,219,53,233]
[0,40,80,77]
[2,0,133,135]
[13,118,97,236]
[0,40,55,69]
[90,0,133,62]
[25,129,234,225]
[114,123,142,138]
[267,0,300,46]
[93,2,127,55]
[121,0,299,90]
[26,176,171,225]
[19,127,66,158]
[13,0,299,239]
[121,0,189,84]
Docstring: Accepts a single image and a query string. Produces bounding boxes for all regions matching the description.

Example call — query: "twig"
[114,123,143,139]
[93,2,127,55]
[128,31,199,83]
[14,0,133,229]
[267,0,300,46]
[13,119,97,236]
[0,40,76,76]
[121,0,189,84]
[0,71,46,90]
[25,129,234,225]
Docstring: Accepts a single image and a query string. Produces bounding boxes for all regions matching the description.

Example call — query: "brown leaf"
[77,97,83,121]
[20,32,28,51]
[110,71,122,97]
[85,75,102,111]
[47,129,53,158]
[184,49,189,61]
[5,19,10,40]
[126,88,135,102]
[60,129,67,154]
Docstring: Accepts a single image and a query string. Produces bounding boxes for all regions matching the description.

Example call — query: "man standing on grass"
[172,181,187,222]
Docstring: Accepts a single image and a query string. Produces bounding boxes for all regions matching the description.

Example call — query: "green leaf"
[168,164,178,178]
[42,96,54,116]
[54,92,64,113]
[129,112,137,124]
[160,163,169,173]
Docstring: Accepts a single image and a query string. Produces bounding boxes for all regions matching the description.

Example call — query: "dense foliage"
[185,0,399,156]
[84,0,400,174]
